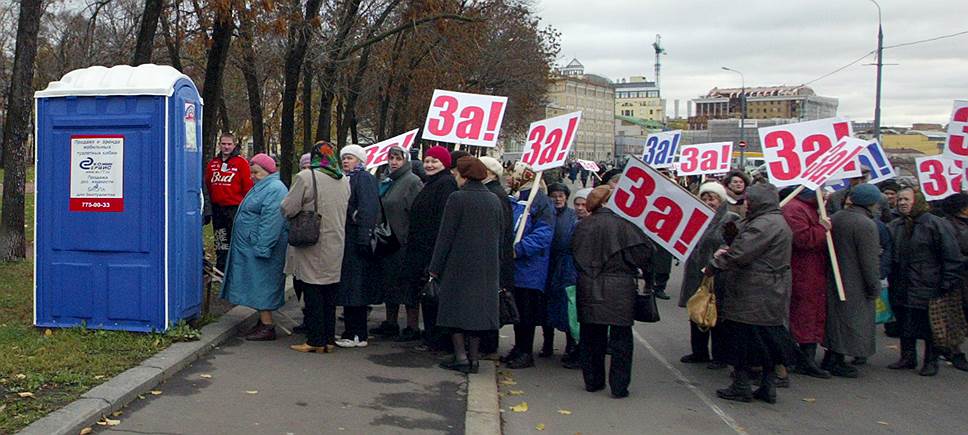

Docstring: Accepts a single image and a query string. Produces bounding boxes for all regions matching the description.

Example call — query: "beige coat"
[281,169,351,285]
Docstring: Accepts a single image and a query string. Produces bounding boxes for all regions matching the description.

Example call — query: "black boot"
[717,368,753,403]
[506,352,535,369]
[539,327,554,358]
[753,369,777,404]
[828,352,859,378]
[888,338,917,370]
[820,350,833,371]
[951,352,968,372]
[500,347,520,363]
[794,344,831,379]
[919,341,939,377]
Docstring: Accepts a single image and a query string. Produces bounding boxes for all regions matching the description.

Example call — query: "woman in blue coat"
[540,183,578,365]
[221,154,289,341]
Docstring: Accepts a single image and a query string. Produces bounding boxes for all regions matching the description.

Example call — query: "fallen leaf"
[557,409,572,415]
[536,423,546,431]
[137,395,146,400]
[245,390,259,395]
[79,427,93,435]
[0,404,6,413]
[877,421,889,426]
[801,398,816,403]
[149,390,162,395]
[510,402,528,413]
[15,374,26,379]
[17,392,35,398]
[499,379,517,386]
[44,329,53,337]
[199,374,213,379]
[94,375,105,380]
[97,417,120,426]
[508,390,525,396]
[886,345,899,350]
[111,410,123,417]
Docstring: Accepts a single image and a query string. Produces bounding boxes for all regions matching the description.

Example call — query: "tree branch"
[345,13,483,55]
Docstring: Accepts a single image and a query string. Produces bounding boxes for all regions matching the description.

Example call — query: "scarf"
[310,141,343,180]
[902,190,931,238]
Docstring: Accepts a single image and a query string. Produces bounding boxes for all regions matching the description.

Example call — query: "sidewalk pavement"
[94,302,472,435]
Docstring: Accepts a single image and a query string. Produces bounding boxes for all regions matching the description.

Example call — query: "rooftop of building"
[700,85,817,99]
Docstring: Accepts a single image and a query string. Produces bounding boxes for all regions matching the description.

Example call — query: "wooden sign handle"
[513,171,544,244]
[816,189,847,302]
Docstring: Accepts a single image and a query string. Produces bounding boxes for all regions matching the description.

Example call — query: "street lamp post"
[722,67,746,168]
[870,0,884,143]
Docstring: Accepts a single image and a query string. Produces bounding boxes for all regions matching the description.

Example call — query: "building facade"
[614,76,665,122]
[689,85,838,129]
[544,59,616,162]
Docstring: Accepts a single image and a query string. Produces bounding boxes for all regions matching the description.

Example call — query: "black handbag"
[634,289,660,323]
[499,289,520,325]
[370,196,401,257]
[288,169,321,247]
[419,277,440,305]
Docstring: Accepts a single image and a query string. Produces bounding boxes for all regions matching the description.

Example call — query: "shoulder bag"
[686,276,717,330]
[634,286,661,323]
[288,170,321,247]
[420,276,440,305]
[370,195,401,257]
[499,288,520,325]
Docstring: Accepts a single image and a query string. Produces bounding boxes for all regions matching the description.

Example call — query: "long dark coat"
[710,184,793,327]
[485,179,515,291]
[572,208,654,327]
[546,206,578,331]
[824,206,881,357]
[782,195,829,344]
[429,180,503,331]
[887,212,964,310]
[404,170,459,284]
[946,215,968,312]
[377,161,423,305]
[338,168,381,307]
[678,204,740,307]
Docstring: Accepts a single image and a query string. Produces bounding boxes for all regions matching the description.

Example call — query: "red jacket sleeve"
[237,158,254,196]
[783,202,826,252]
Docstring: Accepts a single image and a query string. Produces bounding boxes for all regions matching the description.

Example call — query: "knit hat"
[425,146,452,168]
[547,182,571,198]
[941,192,968,216]
[299,153,311,168]
[250,153,277,173]
[387,145,407,159]
[479,156,504,178]
[698,182,732,204]
[877,179,901,193]
[586,186,612,212]
[340,144,367,163]
[456,156,488,181]
[450,150,470,169]
[849,184,882,207]
[574,188,592,201]
[600,168,622,185]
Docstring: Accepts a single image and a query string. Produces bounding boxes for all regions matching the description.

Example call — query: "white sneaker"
[335,336,368,348]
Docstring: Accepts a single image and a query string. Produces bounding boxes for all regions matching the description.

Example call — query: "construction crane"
[652,34,666,96]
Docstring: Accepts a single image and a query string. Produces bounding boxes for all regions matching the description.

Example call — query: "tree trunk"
[131,0,164,65]
[0,0,44,261]
[219,94,231,136]
[301,60,313,152]
[238,16,265,154]
[278,0,323,186]
[159,1,184,71]
[313,0,363,147]
[200,8,234,154]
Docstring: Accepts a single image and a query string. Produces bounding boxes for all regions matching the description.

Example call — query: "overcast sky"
[533,0,968,127]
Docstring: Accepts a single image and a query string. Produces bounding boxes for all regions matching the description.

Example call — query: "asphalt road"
[498,262,968,435]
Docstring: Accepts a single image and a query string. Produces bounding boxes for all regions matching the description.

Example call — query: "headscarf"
[509,161,538,193]
[900,187,930,237]
[310,140,343,180]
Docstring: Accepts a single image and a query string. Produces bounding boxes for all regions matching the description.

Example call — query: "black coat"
[887,212,964,309]
[404,170,458,282]
[429,180,503,331]
[946,215,968,310]
[338,169,381,306]
[572,208,654,326]
[485,179,515,290]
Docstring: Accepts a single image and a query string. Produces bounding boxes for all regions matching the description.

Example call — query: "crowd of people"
[207,133,968,403]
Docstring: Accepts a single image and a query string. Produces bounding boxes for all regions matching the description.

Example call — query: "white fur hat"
[699,181,735,204]
[340,144,367,163]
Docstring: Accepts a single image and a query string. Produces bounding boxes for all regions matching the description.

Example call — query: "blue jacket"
[221,172,289,311]
[511,189,555,290]
[546,206,577,330]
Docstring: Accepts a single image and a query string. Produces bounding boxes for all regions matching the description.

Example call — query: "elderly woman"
[887,187,964,375]
[940,192,968,371]
[371,145,423,339]
[540,183,579,362]
[430,157,504,374]
[678,182,740,368]
[284,141,351,353]
[573,186,654,398]
[706,183,794,404]
[221,154,289,341]
[335,145,381,348]
[573,188,592,220]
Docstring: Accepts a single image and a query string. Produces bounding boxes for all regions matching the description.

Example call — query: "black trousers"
[297,280,338,347]
[513,287,541,354]
[690,321,724,361]
[580,323,633,394]
[342,306,368,341]
[211,205,238,272]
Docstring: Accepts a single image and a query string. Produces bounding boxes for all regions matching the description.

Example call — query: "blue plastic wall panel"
[167,79,203,325]
[35,95,166,332]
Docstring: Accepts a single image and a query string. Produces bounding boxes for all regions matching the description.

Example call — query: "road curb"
[465,361,502,435]
[18,305,258,435]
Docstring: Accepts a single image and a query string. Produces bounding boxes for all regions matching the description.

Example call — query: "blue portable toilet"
[34,64,204,332]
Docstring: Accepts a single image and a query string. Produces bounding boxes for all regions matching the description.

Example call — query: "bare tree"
[131,0,163,65]
[278,0,324,185]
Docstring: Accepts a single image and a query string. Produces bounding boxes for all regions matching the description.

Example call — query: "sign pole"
[816,189,847,301]
[779,185,806,208]
[513,171,544,244]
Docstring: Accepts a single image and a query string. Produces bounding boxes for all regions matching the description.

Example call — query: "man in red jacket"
[205,133,253,272]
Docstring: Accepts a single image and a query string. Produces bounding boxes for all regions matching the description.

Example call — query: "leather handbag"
[499,289,520,325]
[370,196,401,257]
[634,289,660,323]
[687,276,717,330]
[419,277,440,305]
[288,170,321,247]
